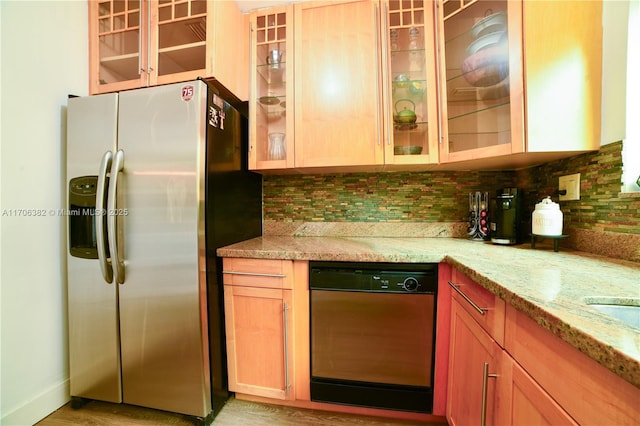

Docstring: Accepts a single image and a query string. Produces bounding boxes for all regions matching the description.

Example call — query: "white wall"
[622,0,639,192]
[0,1,88,424]
[601,0,629,145]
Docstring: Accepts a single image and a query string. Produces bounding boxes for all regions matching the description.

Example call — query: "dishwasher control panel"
[309,261,437,293]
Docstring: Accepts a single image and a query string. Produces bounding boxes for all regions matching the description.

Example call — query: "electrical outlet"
[559,173,580,201]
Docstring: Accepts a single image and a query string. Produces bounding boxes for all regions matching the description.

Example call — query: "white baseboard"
[1,379,69,426]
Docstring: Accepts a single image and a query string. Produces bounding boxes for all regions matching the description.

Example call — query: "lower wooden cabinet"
[447,296,507,426]
[448,294,577,426]
[224,285,293,400]
[223,258,295,400]
[221,260,639,423]
[505,305,640,425]
[504,357,577,425]
[449,268,639,425]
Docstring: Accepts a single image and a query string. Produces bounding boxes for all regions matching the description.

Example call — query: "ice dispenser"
[68,176,103,259]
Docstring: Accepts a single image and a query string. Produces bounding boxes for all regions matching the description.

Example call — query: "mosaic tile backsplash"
[264,171,515,223]
[263,141,640,261]
[518,141,639,235]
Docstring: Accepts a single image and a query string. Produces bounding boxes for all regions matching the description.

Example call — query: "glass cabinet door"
[440,0,514,161]
[153,0,208,81]
[249,6,293,169]
[385,0,439,164]
[92,0,147,92]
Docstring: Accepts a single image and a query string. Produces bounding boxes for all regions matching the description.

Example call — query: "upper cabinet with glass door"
[438,0,602,167]
[249,6,294,170]
[152,0,209,85]
[90,0,147,93]
[383,0,440,166]
[439,0,516,163]
[89,0,248,100]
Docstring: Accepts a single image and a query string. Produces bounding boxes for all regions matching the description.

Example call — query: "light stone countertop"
[217,236,640,388]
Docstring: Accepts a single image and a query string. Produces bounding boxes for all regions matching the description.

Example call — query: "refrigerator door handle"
[107,149,125,284]
[97,151,114,283]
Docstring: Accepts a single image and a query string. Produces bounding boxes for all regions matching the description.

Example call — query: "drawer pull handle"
[223,271,286,278]
[448,281,488,315]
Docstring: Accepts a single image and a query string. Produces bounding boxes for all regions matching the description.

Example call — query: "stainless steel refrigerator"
[66,79,262,422]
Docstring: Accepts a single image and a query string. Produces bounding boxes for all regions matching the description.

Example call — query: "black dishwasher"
[309,261,438,413]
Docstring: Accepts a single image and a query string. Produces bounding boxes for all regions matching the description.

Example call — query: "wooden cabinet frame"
[88,0,149,94]
[504,357,577,425]
[222,258,297,401]
[246,0,603,172]
[294,0,384,169]
[249,5,295,170]
[251,0,443,172]
[382,0,441,167]
[505,305,639,425]
[437,0,602,167]
[89,0,248,98]
[448,268,640,425]
[224,285,294,400]
[446,273,509,426]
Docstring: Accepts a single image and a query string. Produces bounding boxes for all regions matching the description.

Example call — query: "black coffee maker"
[490,187,523,245]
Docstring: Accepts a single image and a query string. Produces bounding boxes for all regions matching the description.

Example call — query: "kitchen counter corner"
[217,236,640,388]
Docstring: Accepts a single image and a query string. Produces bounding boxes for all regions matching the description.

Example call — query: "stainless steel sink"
[584,297,640,328]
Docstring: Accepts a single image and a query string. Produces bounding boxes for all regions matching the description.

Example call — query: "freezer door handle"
[107,149,125,284]
[96,151,114,283]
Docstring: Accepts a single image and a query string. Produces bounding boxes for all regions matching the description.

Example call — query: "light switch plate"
[559,173,580,201]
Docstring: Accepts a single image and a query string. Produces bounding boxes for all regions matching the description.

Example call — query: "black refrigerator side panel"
[204,87,262,415]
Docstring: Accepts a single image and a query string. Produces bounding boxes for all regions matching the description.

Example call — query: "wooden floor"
[37,397,446,426]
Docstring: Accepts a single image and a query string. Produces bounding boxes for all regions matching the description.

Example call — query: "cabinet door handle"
[222,271,286,278]
[374,3,382,146]
[448,281,488,315]
[283,302,290,395]
[249,20,254,153]
[138,7,144,74]
[481,362,499,426]
[147,0,152,74]
[434,0,444,146]
[381,2,391,147]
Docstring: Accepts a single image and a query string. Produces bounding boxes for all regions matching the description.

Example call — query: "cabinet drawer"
[223,258,294,289]
[450,268,505,346]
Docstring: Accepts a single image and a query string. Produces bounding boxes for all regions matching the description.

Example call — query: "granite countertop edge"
[217,236,640,388]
